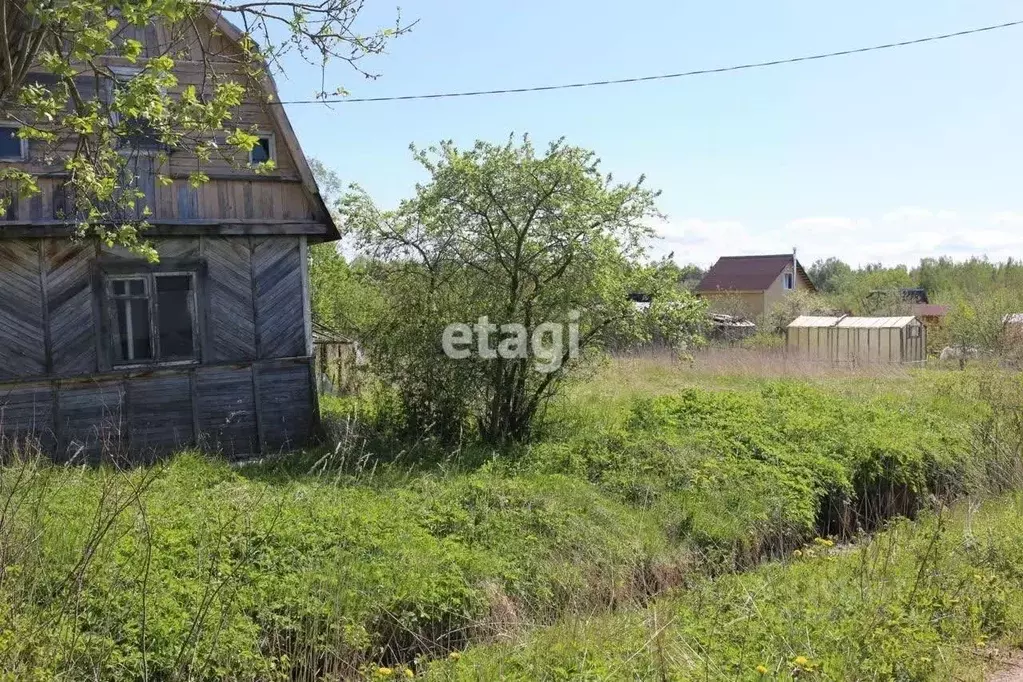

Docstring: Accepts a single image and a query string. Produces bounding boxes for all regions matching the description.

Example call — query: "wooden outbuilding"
[0,12,338,460]
[313,322,362,396]
[786,316,926,365]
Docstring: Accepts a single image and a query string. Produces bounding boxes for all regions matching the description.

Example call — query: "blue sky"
[276,1,1023,267]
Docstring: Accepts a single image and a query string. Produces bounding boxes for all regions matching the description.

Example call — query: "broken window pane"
[0,127,23,160]
[157,275,194,359]
[250,137,272,164]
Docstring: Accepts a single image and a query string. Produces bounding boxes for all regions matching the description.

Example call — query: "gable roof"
[911,303,949,318]
[206,10,340,242]
[697,254,815,293]
[789,315,918,329]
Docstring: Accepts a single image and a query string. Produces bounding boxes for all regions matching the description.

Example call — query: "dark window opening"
[108,273,197,365]
[0,127,24,160]
[157,275,195,359]
[250,136,273,164]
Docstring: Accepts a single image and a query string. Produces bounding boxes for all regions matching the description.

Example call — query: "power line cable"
[275,18,1023,105]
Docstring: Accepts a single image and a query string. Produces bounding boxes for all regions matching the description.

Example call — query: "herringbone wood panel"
[0,241,46,379]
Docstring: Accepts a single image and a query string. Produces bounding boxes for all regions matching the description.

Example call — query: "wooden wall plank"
[156,177,175,219]
[205,237,257,361]
[46,241,98,376]
[216,180,236,219]
[0,382,56,451]
[58,379,125,462]
[99,237,200,262]
[258,360,313,452]
[0,241,47,379]
[196,364,258,459]
[256,182,275,219]
[28,192,43,221]
[242,182,254,219]
[127,374,194,452]
[252,237,306,359]
[176,181,199,219]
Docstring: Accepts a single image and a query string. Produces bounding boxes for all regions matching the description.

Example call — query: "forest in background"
[645,254,1023,355]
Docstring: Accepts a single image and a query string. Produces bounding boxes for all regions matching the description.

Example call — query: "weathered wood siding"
[46,241,98,376]
[12,13,306,179]
[0,236,315,459]
[253,237,307,359]
[127,374,194,453]
[0,176,318,225]
[259,360,314,452]
[206,238,258,361]
[0,382,55,451]
[0,241,47,378]
[197,365,260,458]
[59,380,126,460]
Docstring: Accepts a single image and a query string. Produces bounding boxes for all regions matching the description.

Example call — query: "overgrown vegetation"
[428,494,1023,681]
[325,138,706,444]
[1,364,1021,679]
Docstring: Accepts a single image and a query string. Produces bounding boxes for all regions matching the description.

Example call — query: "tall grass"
[428,495,1023,681]
[0,360,1020,679]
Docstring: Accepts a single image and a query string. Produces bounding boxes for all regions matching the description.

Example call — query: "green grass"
[427,495,1023,681]
[0,455,670,680]
[0,359,1021,679]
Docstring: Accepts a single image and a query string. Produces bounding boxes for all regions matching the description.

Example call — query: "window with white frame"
[783,272,794,290]
[107,272,198,365]
[0,124,27,161]
[249,133,275,165]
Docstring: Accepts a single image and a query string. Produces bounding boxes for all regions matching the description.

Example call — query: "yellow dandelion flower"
[449,652,461,661]
[793,656,810,668]
[377,667,393,677]
[404,669,415,679]
[756,664,769,675]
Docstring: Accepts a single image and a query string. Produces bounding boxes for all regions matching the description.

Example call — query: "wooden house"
[697,253,815,318]
[0,12,338,460]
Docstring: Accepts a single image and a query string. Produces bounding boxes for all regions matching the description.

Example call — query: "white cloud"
[880,207,958,224]
[787,216,864,233]
[647,207,1023,267]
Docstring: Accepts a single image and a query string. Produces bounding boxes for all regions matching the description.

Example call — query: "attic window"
[0,125,27,161]
[250,135,275,165]
[783,273,794,290]
[107,67,161,149]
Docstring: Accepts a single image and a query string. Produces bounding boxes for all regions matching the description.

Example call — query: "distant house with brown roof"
[867,289,949,328]
[910,303,950,329]
[696,254,815,318]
